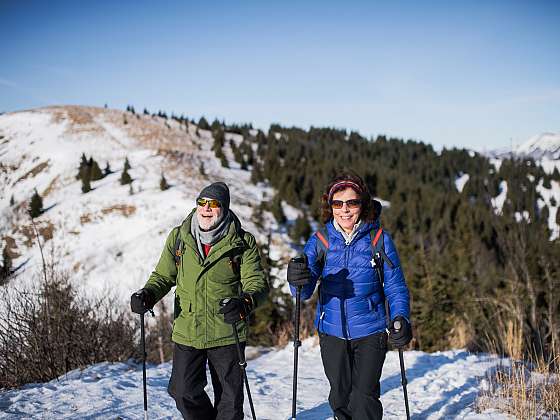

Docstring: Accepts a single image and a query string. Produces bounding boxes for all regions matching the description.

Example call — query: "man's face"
[196,198,223,230]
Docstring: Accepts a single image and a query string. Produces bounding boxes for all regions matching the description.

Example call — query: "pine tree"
[1,245,12,282]
[81,172,91,193]
[143,108,149,116]
[290,215,312,243]
[104,162,112,176]
[28,189,43,218]
[198,116,210,130]
[89,158,103,181]
[120,167,132,185]
[9,195,14,206]
[124,157,131,171]
[160,173,170,191]
[76,153,88,180]
[271,194,286,224]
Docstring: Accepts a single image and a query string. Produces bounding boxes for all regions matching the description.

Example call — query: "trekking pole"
[376,253,411,420]
[292,284,303,419]
[394,320,411,420]
[140,311,148,420]
[232,322,257,420]
[220,299,257,420]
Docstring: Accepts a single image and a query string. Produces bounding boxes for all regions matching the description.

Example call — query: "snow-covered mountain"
[486,132,560,161]
[0,106,296,304]
[515,132,560,160]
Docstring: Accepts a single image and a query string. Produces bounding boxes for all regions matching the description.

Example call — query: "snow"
[491,181,508,215]
[455,173,470,193]
[514,211,530,223]
[0,338,510,419]
[536,179,560,240]
[515,132,560,160]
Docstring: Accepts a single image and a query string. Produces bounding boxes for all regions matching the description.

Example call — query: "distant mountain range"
[487,132,560,160]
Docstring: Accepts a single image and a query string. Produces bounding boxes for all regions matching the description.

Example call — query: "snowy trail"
[0,339,509,419]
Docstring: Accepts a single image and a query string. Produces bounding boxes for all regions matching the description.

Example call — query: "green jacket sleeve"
[240,232,269,308]
[144,227,179,303]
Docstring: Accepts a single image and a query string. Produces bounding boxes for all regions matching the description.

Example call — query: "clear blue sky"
[1,0,559,150]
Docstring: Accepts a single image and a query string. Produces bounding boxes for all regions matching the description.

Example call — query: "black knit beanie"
[197,182,230,211]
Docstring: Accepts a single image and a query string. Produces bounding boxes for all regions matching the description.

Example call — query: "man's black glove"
[287,255,311,287]
[130,288,155,314]
[388,315,413,348]
[218,294,254,324]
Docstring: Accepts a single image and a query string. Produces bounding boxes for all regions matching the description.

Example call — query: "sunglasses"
[330,199,362,209]
[196,198,221,208]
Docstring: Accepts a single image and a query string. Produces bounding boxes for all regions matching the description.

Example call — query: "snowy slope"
[515,132,560,160]
[0,338,510,420]
[0,106,293,304]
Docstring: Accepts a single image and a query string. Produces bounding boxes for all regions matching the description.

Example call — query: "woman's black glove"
[130,288,155,314]
[287,255,311,287]
[388,315,413,348]
[218,294,254,324]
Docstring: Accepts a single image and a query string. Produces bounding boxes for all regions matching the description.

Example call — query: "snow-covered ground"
[0,338,510,420]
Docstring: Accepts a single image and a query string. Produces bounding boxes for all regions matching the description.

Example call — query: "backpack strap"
[314,228,329,269]
[173,228,183,268]
[370,227,394,271]
[370,227,395,326]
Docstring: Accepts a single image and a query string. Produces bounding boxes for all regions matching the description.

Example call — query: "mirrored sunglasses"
[196,198,221,208]
[330,199,362,209]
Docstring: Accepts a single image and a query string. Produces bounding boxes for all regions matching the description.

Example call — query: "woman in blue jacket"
[287,173,412,420]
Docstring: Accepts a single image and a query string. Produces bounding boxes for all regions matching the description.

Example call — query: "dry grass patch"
[477,360,560,419]
[16,221,54,248]
[42,175,60,197]
[101,204,136,217]
[14,161,50,185]
[80,205,136,226]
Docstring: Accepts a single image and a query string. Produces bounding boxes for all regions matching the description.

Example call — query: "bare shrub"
[0,258,136,390]
[477,357,560,419]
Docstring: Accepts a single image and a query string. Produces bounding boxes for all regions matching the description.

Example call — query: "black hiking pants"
[319,331,387,420]
[167,342,244,420]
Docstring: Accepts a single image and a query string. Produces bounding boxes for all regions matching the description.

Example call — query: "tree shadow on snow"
[380,350,472,396]
[296,402,333,419]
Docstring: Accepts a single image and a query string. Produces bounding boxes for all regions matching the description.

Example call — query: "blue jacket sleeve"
[289,234,322,300]
[382,232,411,321]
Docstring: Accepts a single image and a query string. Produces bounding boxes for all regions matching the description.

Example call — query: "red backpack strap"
[370,227,394,270]
[371,227,383,248]
[315,230,329,249]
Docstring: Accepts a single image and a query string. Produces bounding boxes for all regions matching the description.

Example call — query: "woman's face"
[331,188,361,233]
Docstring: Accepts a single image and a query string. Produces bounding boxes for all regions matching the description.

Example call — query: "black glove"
[130,288,155,314]
[388,315,413,348]
[218,294,254,324]
[287,255,311,287]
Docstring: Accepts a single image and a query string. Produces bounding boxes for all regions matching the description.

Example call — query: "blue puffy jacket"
[290,220,410,340]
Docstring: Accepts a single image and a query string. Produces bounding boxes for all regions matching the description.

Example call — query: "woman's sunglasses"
[330,199,362,209]
[196,198,221,208]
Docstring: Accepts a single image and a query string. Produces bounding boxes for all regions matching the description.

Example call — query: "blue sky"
[1,0,559,150]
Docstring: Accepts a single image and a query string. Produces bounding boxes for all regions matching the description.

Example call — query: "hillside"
[0,106,294,304]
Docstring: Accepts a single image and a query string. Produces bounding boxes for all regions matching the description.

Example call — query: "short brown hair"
[320,172,378,224]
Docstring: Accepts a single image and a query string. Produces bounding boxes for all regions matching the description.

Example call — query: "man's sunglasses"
[330,199,362,209]
[196,198,221,208]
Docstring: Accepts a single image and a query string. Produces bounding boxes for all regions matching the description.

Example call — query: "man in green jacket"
[131,181,268,420]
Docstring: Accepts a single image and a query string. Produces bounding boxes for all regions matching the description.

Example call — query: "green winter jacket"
[143,210,268,349]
